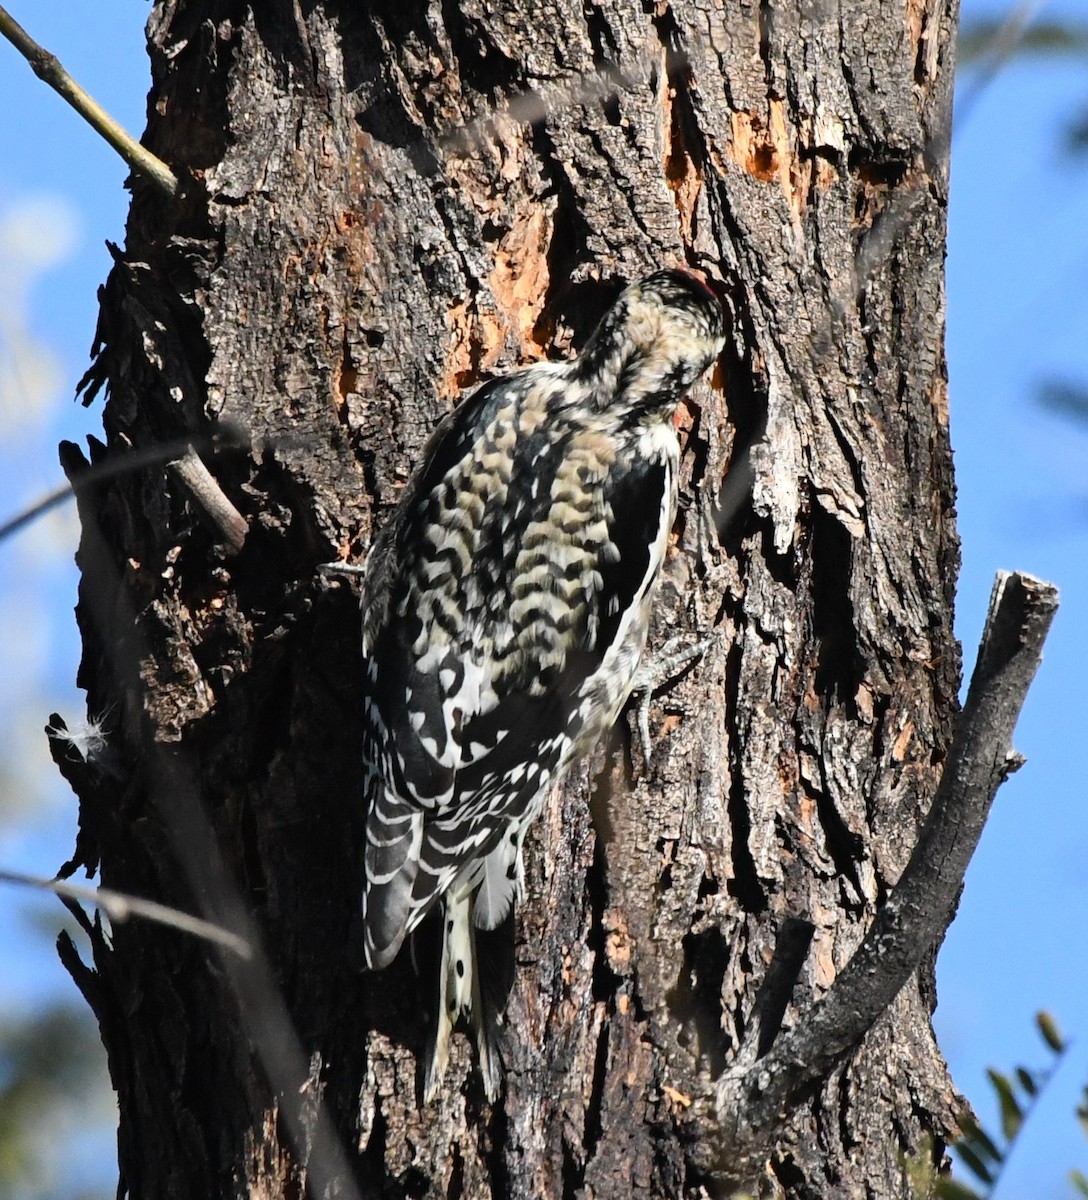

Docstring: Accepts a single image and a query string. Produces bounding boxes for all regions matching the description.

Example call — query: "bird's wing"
[361,380,675,965]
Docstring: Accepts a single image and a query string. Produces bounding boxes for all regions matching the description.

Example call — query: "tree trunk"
[54,0,966,1196]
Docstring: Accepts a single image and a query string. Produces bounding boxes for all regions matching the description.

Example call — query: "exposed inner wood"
[54,0,971,1196]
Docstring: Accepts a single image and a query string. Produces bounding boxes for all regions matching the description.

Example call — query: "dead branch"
[0,3,178,196]
[709,569,1059,1182]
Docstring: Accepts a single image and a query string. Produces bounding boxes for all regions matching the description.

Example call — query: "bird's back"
[356,269,726,1098]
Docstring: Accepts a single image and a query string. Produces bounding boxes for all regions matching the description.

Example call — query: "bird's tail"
[422,889,504,1103]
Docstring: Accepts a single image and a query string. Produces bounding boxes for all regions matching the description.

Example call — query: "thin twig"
[712,570,1059,1178]
[167,446,248,553]
[440,59,648,152]
[0,430,247,547]
[0,867,253,959]
[317,561,367,577]
[955,0,1049,129]
[0,4,178,197]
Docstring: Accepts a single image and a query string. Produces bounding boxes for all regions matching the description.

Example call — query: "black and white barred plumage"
[360,270,725,1100]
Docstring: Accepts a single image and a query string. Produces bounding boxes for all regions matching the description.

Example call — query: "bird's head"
[575,269,727,419]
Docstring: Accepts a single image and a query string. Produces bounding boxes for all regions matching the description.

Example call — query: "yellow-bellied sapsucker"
[360,269,725,1100]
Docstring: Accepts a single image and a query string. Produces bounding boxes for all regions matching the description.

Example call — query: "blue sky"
[938,3,1088,1189]
[1,1,1086,1195]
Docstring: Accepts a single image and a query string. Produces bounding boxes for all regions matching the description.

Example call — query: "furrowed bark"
[52,1,1018,1197]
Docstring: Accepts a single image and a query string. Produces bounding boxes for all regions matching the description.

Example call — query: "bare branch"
[0,428,249,547]
[0,866,253,959]
[955,0,1049,128]
[441,59,649,152]
[712,570,1059,1178]
[0,3,178,197]
[167,446,249,554]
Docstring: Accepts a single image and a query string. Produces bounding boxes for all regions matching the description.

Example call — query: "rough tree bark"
[51,0,979,1196]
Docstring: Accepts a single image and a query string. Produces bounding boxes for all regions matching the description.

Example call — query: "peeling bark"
[54,0,977,1196]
